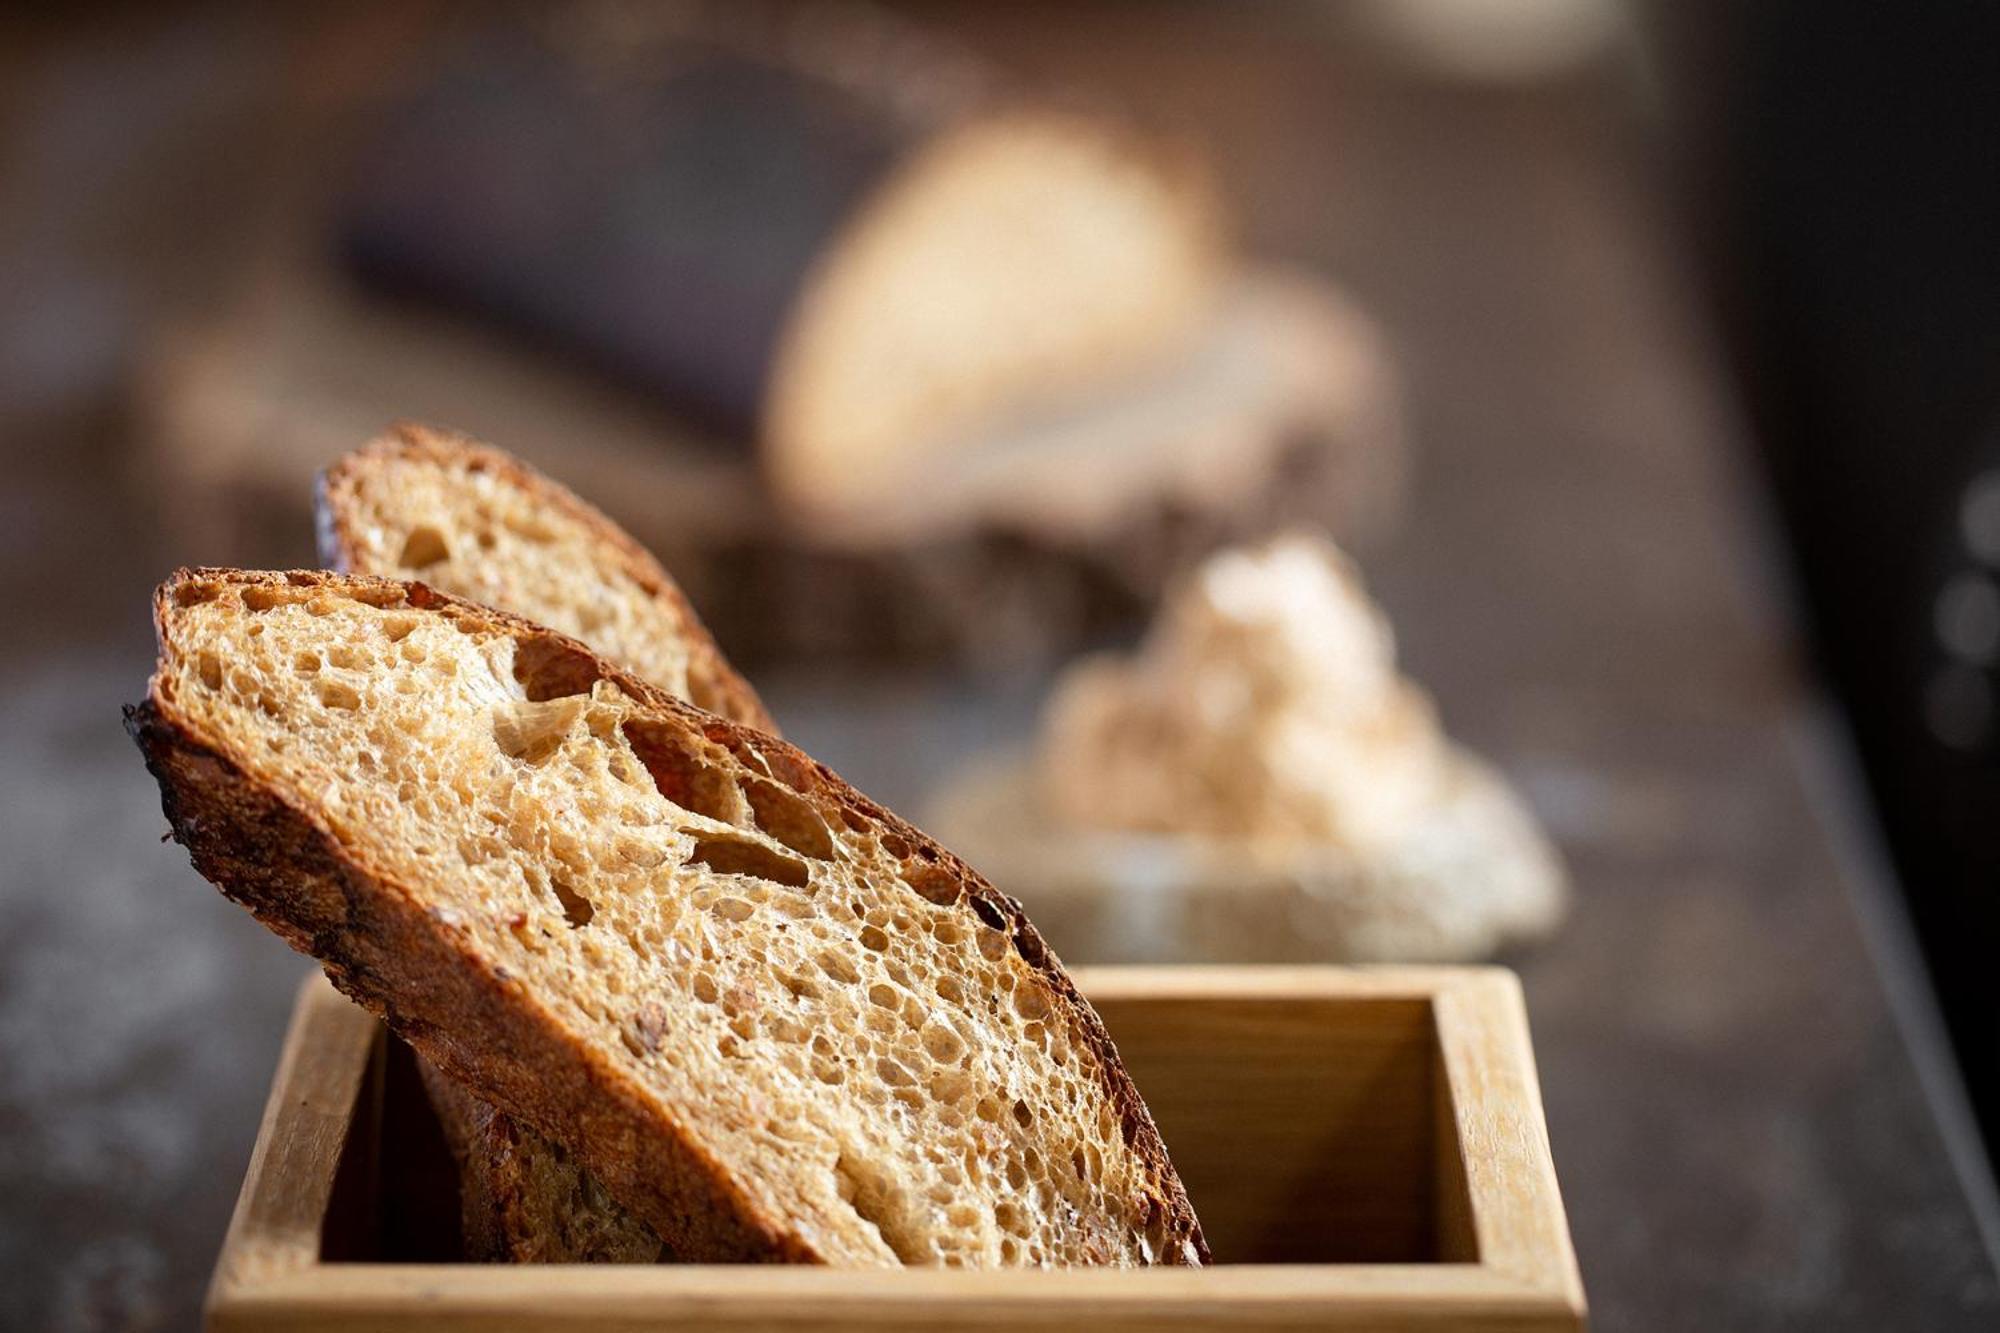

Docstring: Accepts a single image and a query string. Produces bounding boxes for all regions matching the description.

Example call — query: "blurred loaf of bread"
[340,1,1223,533]
[141,3,1405,667]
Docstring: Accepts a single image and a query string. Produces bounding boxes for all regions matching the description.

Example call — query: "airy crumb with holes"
[320,425,785,1262]
[128,568,1206,1268]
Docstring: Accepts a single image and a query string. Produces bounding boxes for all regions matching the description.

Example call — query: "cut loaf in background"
[129,569,1207,1266]
[338,3,1223,528]
[142,8,1404,672]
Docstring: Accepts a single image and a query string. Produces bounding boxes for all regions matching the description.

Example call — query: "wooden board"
[206,967,1583,1331]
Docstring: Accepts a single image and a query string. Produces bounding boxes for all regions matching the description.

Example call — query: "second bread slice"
[316,422,773,732]
[319,424,766,1259]
[131,569,1207,1267]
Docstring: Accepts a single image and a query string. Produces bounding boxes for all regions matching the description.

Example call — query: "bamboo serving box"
[208,967,1584,1331]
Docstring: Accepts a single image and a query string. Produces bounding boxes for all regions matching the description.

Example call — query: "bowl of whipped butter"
[930,534,1567,964]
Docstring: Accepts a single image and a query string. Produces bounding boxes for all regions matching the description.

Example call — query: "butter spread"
[1038,534,1446,850]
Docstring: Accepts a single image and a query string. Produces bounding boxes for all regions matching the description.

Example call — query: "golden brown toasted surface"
[129,568,1206,1267]
[317,422,772,732]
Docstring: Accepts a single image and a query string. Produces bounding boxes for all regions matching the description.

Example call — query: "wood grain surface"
[207,969,1582,1332]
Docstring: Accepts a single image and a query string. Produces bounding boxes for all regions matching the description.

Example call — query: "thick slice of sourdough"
[129,569,1206,1266]
[316,422,772,733]
[320,423,773,1259]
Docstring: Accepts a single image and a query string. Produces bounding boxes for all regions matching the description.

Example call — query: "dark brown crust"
[417,1056,516,1262]
[417,1056,666,1263]
[314,422,776,733]
[130,567,1207,1266]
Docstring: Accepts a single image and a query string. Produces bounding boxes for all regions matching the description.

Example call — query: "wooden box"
[209,968,1584,1330]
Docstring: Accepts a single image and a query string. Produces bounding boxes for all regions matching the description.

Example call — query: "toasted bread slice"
[129,569,1206,1266]
[320,423,775,1260]
[316,422,772,733]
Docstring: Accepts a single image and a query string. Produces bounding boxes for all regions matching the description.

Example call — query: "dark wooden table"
[1,5,1994,1329]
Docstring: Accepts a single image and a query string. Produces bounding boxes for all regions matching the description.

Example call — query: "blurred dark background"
[1668,0,2000,1217]
[3,2,1999,1328]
